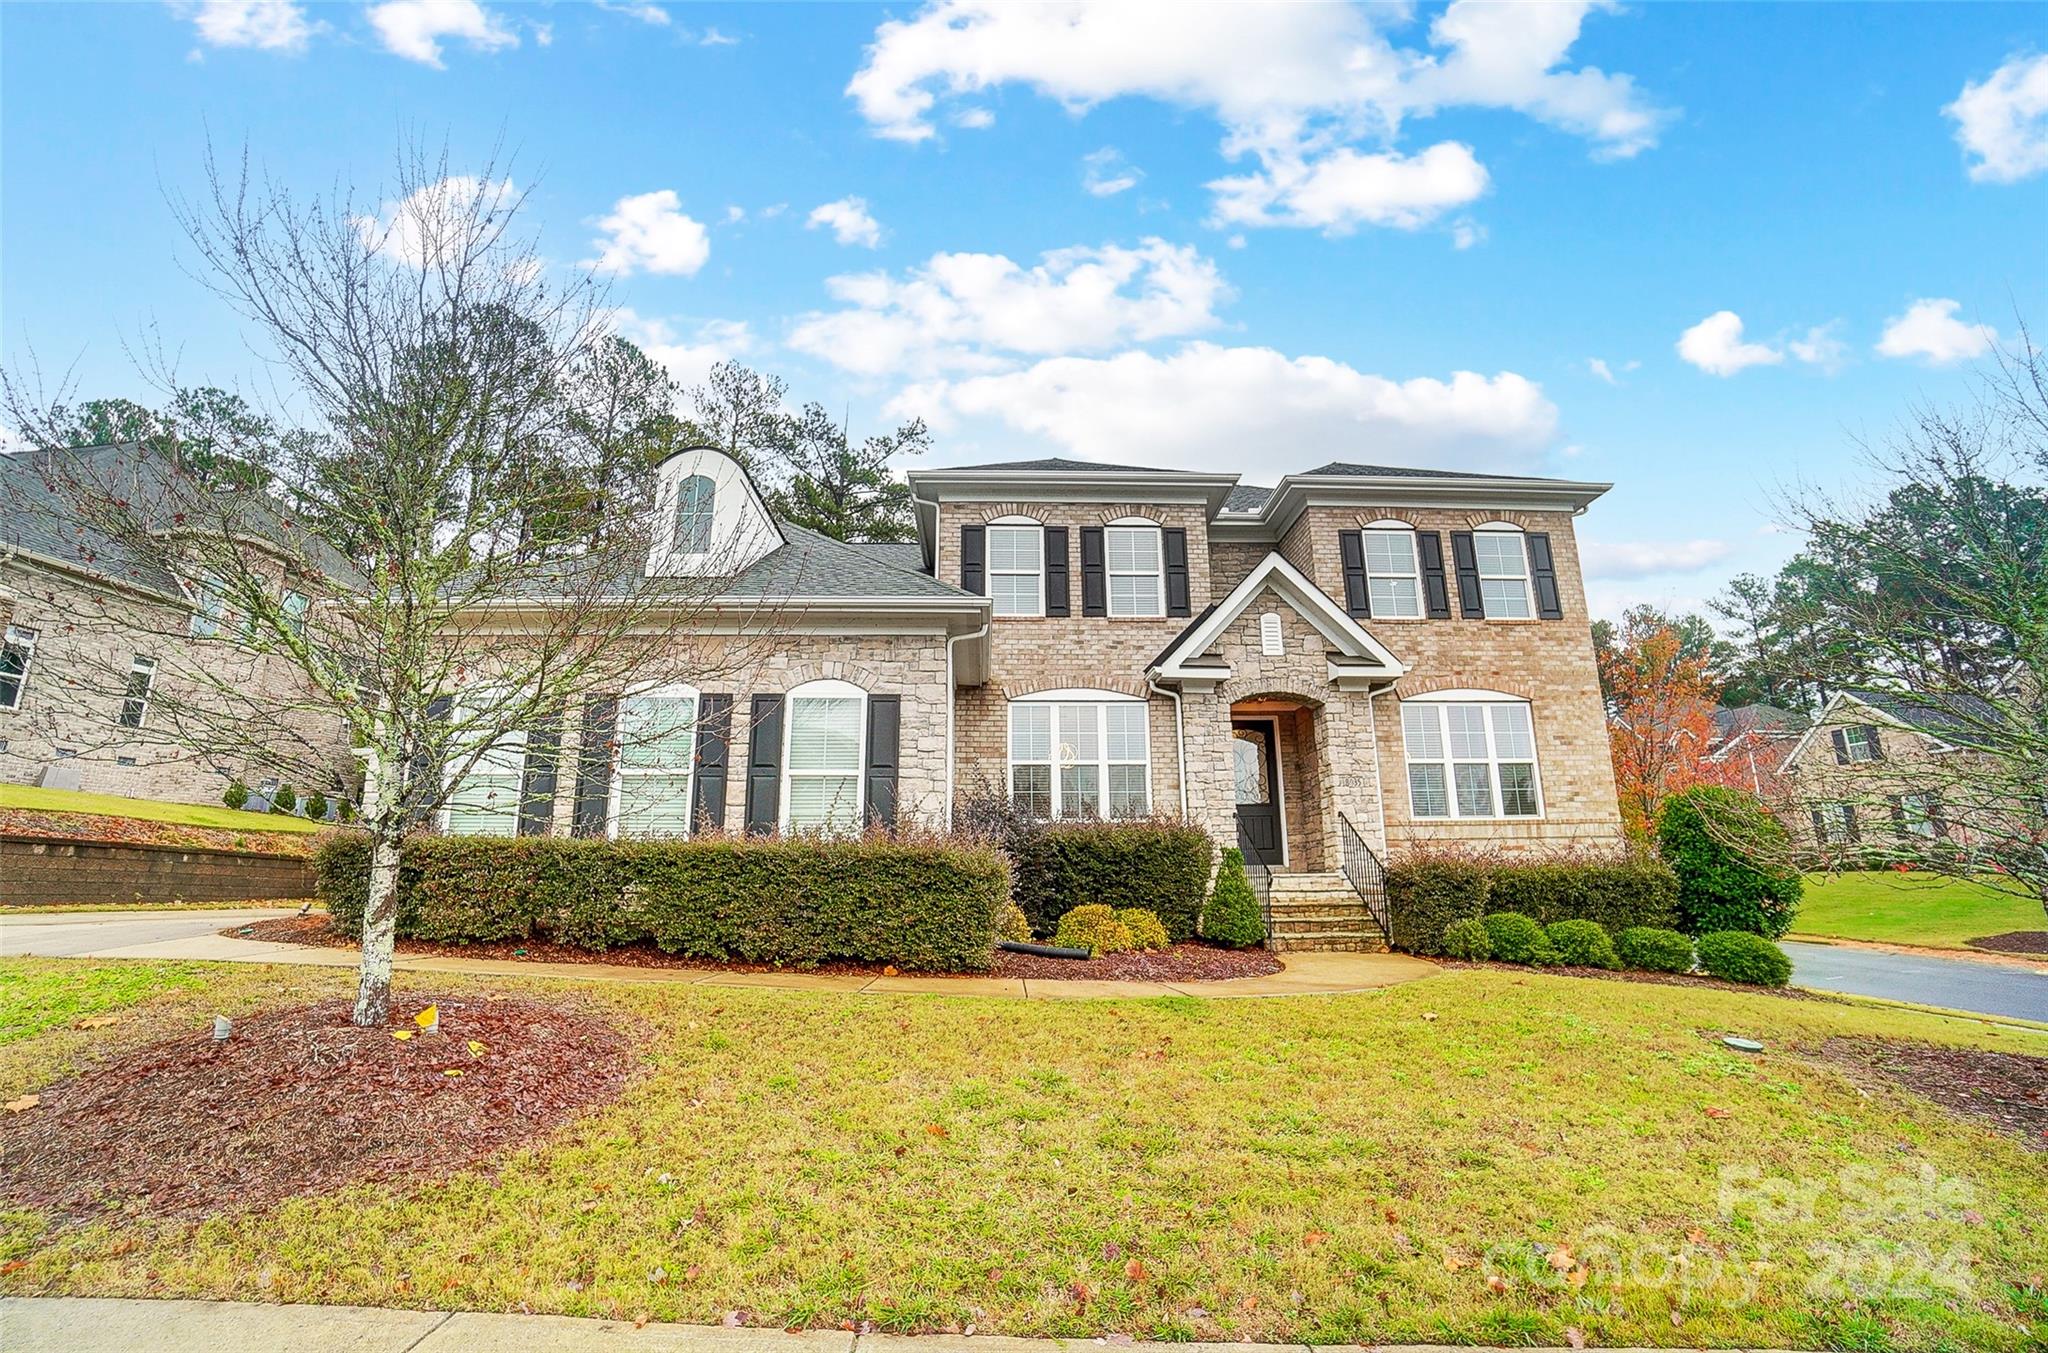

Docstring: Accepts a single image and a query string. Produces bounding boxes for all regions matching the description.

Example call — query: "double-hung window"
[673,475,715,555]
[1008,697,1150,819]
[118,655,157,729]
[987,523,1043,617]
[1401,698,1541,819]
[281,591,311,640]
[1473,530,1533,619]
[1363,525,1422,618]
[1105,524,1163,617]
[1894,792,1940,839]
[0,626,37,711]
[611,685,697,837]
[444,723,526,836]
[189,577,227,638]
[784,680,865,834]
[1840,725,1880,763]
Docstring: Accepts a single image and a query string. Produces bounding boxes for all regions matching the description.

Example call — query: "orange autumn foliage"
[1599,611,1723,838]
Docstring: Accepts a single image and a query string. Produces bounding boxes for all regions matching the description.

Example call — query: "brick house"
[1778,689,2004,854]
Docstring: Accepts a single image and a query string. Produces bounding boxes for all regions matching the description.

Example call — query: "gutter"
[945,615,991,830]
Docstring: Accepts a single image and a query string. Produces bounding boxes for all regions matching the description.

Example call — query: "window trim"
[118,654,158,730]
[0,624,38,712]
[1471,524,1534,620]
[607,681,700,839]
[188,576,227,638]
[985,518,1045,619]
[1007,692,1152,820]
[281,590,311,640]
[1104,519,1165,618]
[1362,520,1424,619]
[1841,724,1879,763]
[1399,696,1544,821]
[779,677,868,835]
[673,473,716,556]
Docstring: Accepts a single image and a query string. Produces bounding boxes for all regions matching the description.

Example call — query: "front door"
[1231,720,1283,868]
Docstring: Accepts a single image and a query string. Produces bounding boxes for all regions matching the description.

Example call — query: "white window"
[281,590,310,639]
[118,655,157,729]
[444,714,526,837]
[610,684,698,838]
[673,475,715,555]
[1008,696,1150,819]
[1401,699,1542,819]
[986,523,1043,617]
[189,577,227,638]
[0,626,38,711]
[1473,529,1533,619]
[1106,523,1163,617]
[783,679,865,834]
[1841,724,1879,762]
[1895,792,1939,838]
[1363,524,1422,618]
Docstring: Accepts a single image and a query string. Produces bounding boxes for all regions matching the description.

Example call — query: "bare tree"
[3,143,788,1023]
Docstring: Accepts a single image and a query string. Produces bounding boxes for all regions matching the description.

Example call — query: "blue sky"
[4,1,2044,620]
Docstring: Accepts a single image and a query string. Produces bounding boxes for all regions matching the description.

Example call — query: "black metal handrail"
[1336,812,1392,942]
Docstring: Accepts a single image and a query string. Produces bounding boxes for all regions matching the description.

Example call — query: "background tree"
[768,402,927,542]
[1598,605,1724,838]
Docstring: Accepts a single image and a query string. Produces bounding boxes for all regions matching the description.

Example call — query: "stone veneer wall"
[1,835,314,906]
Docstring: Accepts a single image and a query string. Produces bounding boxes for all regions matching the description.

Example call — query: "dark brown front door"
[1231,720,1283,868]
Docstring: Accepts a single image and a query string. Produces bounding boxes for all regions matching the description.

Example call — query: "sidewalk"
[0,909,1438,1000]
[0,1297,1767,1353]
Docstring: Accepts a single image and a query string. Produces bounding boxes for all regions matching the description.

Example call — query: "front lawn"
[0,784,324,835]
[1794,870,2043,950]
[1,958,2043,1351]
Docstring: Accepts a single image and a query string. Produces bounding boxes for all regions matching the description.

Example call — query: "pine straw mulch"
[1970,930,2048,956]
[226,914,1282,982]
[0,806,315,858]
[1813,1036,2048,1150]
[0,994,637,1225]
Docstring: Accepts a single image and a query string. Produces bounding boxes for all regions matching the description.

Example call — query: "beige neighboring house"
[1777,688,2001,854]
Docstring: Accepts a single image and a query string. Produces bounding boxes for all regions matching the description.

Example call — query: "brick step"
[1272,935,1389,953]
[1266,894,1367,912]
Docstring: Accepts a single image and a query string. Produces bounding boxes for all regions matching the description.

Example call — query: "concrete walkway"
[0,908,1437,1000]
[0,1297,1772,1353]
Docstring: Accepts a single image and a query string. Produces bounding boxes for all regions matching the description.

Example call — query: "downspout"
[945,617,989,830]
[1147,674,1188,816]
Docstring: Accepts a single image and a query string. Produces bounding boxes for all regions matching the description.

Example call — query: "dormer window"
[673,475,715,555]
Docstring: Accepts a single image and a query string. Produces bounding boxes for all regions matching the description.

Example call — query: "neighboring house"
[1778,689,2001,852]
[1705,702,1806,799]
[0,445,359,805]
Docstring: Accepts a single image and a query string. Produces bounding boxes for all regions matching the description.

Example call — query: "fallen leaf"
[1239,1295,1257,1313]
[0,1260,26,1275]
[1565,1328,1586,1349]
[635,1313,650,1329]
[1421,1012,1438,1022]
[391,1030,413,1042]
[1686,1228,1706,1244]
[722,1311,743,1328]
[1069,1280,1094,1304]
[1546,1246,1577,1272]
[1382,1207,1399,1223]
[468,1040,486,1055]
[4,1094,39,1113]
[925,1123,949,1137]
[1124,1258,1148,1282]
[74,1015,117,1029]
[415,1005,439,1030]
[1704,1106,1733,1119]
[443,1069,463,1078]
[1303,1229,1330,1248]
[1443,1254,1473,1272]
[1486,1275,1507,1294]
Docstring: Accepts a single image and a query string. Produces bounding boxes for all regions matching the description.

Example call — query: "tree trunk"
[351,831,405,1026]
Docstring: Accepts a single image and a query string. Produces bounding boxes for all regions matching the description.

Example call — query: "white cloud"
[1581,538,1733,579]
[1945,52,2048,183]
[1786,322,1847,373]
[846,0,1668,230]
[950,106,996,129]
[365,0,515,67]
[1082,147,1143,196]
[723,205,746,224]
[892,344,1558,475]
[697,26,738,47]
[1587,357,1616,385]
[1209,140,1488,232]
[1449,218,1485,249]
[608,310,753,391]
[1875,298,1999,366]
[788,239,1230,377]
[354,175,517,270]
[1675,310,1783,377]
[174,0,317,52]
[593,0,668,24]
[806,196,885,248]
[584,190,711,277]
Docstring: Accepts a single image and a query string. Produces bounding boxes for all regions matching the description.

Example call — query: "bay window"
[987,522,1043,617]
[1009,696,1150,819]
[610,684,698,837]
[783,679,865,834]
[1401,697,1542,819]
[1105,523,1163,617]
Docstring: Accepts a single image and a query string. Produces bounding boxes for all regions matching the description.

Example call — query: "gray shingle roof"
[939,457,1199,475]
[1300,461,1562,482]
[721,524,969,602]
[1852,689,2004,749]
[1,445,180,594]
[1222,484,1273,513]
[846,540,929,574]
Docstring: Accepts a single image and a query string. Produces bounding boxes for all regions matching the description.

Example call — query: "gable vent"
[1260,612,1284,656]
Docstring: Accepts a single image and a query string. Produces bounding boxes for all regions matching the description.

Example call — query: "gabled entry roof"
[1149,552,1406,687]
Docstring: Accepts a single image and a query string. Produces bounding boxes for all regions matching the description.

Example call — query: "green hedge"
[1387,851,1679,956]
[311,830,1008,972]
[1656,785,1803,938]
[1696,930,1793,987]
[1008,817,1213,942]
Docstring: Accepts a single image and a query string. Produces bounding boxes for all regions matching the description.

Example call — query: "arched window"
[673,475,715,555]
[783,678,867,834]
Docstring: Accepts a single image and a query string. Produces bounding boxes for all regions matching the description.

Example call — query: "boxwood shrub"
[1482,911,1554,965]
[1007,817,1213,941]
[1386,853,1494,954]
[1387,849,1678,955]
[1440,917,1492,960]
[1616,926,1695,974]
[1696,930,1793,987]
[311,829,1008,972]
[1544,918,1620,969]
[1656,785,1803,938]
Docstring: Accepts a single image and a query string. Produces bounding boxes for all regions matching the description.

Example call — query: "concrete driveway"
[0,907,338,964]
[1783,939,2048,1023]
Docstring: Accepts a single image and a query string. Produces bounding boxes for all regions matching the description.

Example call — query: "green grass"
[0,784,323,834]
[0,962,211,1046]
[1793,870,2043,950]
[1,959,2044,1351]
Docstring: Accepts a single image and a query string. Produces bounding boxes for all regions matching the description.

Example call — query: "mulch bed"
[0,806,315,858]
[1814,1037,2048,1150]
[1436,958,1827,1000]
[0,995,635,1224]
[228,915,1281,982]
[1970,930,2048,956]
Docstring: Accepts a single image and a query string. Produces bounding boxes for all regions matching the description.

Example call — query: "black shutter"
[1865,725,1885,760]
[1044,526,1070,617]
[571,694,617,838]
[1162,528,1191,617]
[864,695,901,830]
[1928,797,1948,838]
[1810,808,1826,843]
[1526,532,1564,620]
[517,708,560,837]
[1080,526,1107,616]
[744,694,784,835]
[960,525,986,595]
[690,693,732,831]
[1830,728,1851,765]
[1450,531,1484,619]
[1338,529,1370,618]
[1841,804,1861,843]
[405,695,455,828]
[1418,531,1453,619]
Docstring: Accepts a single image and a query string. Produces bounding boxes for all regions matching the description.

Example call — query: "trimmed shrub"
[1387,849,1680,955]
[1657,786,1803,938]
[1441,917,1493,960]
[222,780,249,811]
[1482,911,1553,965]
[1386,852,1492,954]
[1117,907,1170,951]
[1202,848,1266,949]
[1544,919,1620,969]
[270,783,297,816]
[302,789,329,822]
[1616,926,1694,974]
[1055,904,1136,957]
[1696,930,1793,987]
[995,901,1034,943]
[1005,816,1213,941]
